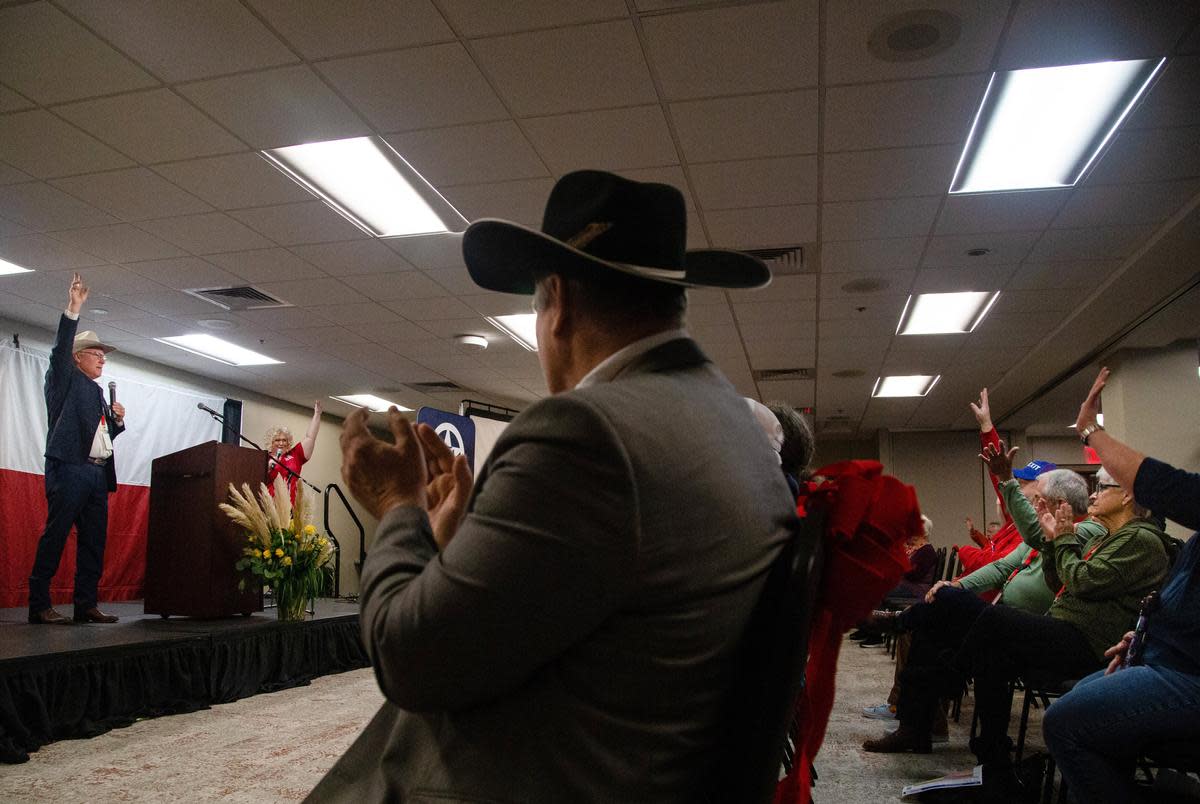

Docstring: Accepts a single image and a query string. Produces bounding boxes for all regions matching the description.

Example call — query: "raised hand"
[979,440,1018,481]
[67,272,89,314]
[313,399,323,416]
[339,407,426,520]
[416,424,473,549]
[1076,368,1108,432]
[969,388,993,432]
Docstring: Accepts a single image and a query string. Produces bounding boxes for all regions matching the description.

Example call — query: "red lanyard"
[1005,549,1038,583]
[1055,536,1108,599]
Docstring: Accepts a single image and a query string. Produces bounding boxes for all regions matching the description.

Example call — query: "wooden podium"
[145,441,266,618]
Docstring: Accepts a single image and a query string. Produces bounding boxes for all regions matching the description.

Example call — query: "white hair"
[265,425,293,446]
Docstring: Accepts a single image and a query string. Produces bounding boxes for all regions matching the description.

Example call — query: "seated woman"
[1042,368,1200,804]
[266,400,322,502]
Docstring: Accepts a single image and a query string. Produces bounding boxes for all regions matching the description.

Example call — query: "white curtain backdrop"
[0,344,226,485]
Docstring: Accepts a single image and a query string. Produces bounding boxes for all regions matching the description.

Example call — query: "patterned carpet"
[0,638,1041,803]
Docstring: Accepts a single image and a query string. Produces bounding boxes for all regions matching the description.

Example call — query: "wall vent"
[753,367,814,382]
[745,245,808,275]
[185,286,290,311]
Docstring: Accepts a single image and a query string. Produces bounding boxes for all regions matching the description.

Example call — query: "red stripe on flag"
[0,468,149,609]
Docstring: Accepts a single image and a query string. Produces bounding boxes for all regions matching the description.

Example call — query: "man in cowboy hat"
[28,272,126,625]
[312,171,800,802]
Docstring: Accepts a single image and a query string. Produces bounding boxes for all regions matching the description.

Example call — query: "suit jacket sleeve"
[359,393,639,712]
[45,314,79,418]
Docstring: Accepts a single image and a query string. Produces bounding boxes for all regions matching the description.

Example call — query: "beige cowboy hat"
[73,331,117,354]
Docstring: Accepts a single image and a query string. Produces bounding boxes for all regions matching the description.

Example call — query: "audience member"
[766,401,815,496]
[307,170,797,803]
[1042,367,1200,804]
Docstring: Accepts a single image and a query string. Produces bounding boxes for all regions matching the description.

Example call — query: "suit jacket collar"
[612,336,709,380]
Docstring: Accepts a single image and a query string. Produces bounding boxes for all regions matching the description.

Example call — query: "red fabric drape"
[774,461,922,804]
[0,468,149,608]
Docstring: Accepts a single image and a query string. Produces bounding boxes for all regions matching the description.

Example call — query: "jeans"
[1043,664,1200,804]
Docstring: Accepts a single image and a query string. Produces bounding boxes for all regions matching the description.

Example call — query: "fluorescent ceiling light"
[0,258,33,275]
[486,313,538,351]
[262,136,467,238]
[897,291,1000,335]
[155,334,283,366]
[872,375,940,398]
[330,394,412,413]
[950,58,1164,194]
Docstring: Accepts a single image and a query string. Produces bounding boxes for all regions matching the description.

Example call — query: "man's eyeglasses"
[1095,482,1121,492]
[77,350,106,360]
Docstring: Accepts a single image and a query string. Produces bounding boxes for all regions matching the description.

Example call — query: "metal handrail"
[323,482,365,598]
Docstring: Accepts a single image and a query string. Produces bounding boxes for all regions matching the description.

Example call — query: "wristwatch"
[1079,423,1104,445]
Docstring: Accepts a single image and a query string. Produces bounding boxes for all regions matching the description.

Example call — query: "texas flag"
[0,344,225,608]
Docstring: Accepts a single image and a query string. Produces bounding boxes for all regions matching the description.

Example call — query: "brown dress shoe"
[28,607,72,625]
[863,726,932,754]
[74,607,119,624]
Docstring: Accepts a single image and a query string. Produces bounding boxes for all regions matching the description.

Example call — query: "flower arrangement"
[219,475,334,621]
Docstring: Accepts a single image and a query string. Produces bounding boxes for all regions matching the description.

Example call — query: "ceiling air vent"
[186,285,291,311]
[745,246,808,275]
[753,367,814,382]
[408,381,464,392]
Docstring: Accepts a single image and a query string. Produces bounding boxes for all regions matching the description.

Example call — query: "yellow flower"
[282,556,293,567]
[262,549,271,559]
[304,525,317,535]
[275,548,284,558]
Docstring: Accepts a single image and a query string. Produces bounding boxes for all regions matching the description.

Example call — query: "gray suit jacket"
[308,338,798,803]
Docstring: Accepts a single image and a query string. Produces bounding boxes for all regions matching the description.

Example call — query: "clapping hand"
[979,440,1018,481]
[1037,499,1074,541]
[415,424,473,550]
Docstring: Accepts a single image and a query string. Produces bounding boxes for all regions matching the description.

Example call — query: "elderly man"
[309,171,798,803]
[28,272,126,625]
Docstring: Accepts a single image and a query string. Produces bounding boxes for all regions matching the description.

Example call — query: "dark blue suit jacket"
[45,314,124,492]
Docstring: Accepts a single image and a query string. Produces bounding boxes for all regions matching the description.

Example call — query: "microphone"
[197,402,221,416]
[275,448,283,460]
[107,381,117,407]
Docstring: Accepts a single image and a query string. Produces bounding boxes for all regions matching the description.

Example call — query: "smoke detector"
[454,334,488,351]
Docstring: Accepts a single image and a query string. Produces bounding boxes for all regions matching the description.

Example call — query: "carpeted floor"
[0,636,1048,803]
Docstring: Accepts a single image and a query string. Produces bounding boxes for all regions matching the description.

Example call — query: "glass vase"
[274,582,308,622]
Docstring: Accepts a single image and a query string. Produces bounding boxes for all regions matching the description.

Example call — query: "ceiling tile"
[304,301,401,325]
[60,0,298,82]
[920,231,1040,268]
[387,233,465,270]
[422,265,478,295]
[522,106,678,173]
[990,288,1080,316]
[686,212,708,249]
[439,0,626,36]
[819,315,898,339]
[0,233,107,272]
[76,298,157,323]
[0,162,34,186]
[1086,126,1200,185]
[55,89,246,164]
[935,189,1070,235]
[235,306,331,330]
[703,205,818,249]
[257,277,367,307]
[0,110,134,179]
[0,3,157,104]
[138,212,276,254]
[640,1,818,100]
[766,274,818,300]
[248,0,453,58]
[996,0,1197,70]
[819,237,926,273]
[616,166,695,210]
[690,156,818,210]
[53,224,188,263]
[671,90,819,162]
[339,271,449,301]
[51,168,212,222]
[1006,259,1123,290]
[281,325,369,347]
[911,263,1015,293]
[0,216,29,239]
[820,294,908,321]
[1126,55,1200,131]
[230,201,368,245]
[152,152,314,210]
[825,0,1008,84]
[122,256,242,289]
[206,247,324,282]
[0,183,118,231]
[471,20,656,116]
[1027,224,1157,263]
[423,315,502,339]
[287,239,414,277]
[823,145,960,202]
[824,74,986,152]
[822,270,914,298]
[387,122,548,187]
[0,85,35,113]
[441,178,556,225]
[1052,179,1200,229]
[346,317,440,344]
[318,43,507,132]
[178,66,370,149]
[119,289,225,317]
[383,296,477,321]
[733,300,816,326]
[822,197,941,241]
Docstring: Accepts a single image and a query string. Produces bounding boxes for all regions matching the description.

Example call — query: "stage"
[0,598,368,764]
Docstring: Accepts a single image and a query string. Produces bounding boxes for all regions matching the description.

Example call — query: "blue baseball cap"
[1013,460,1056,481]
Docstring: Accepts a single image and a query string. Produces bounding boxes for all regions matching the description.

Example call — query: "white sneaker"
[863,703,897,720]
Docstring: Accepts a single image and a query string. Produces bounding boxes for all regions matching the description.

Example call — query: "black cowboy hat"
[462,170,770,295]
